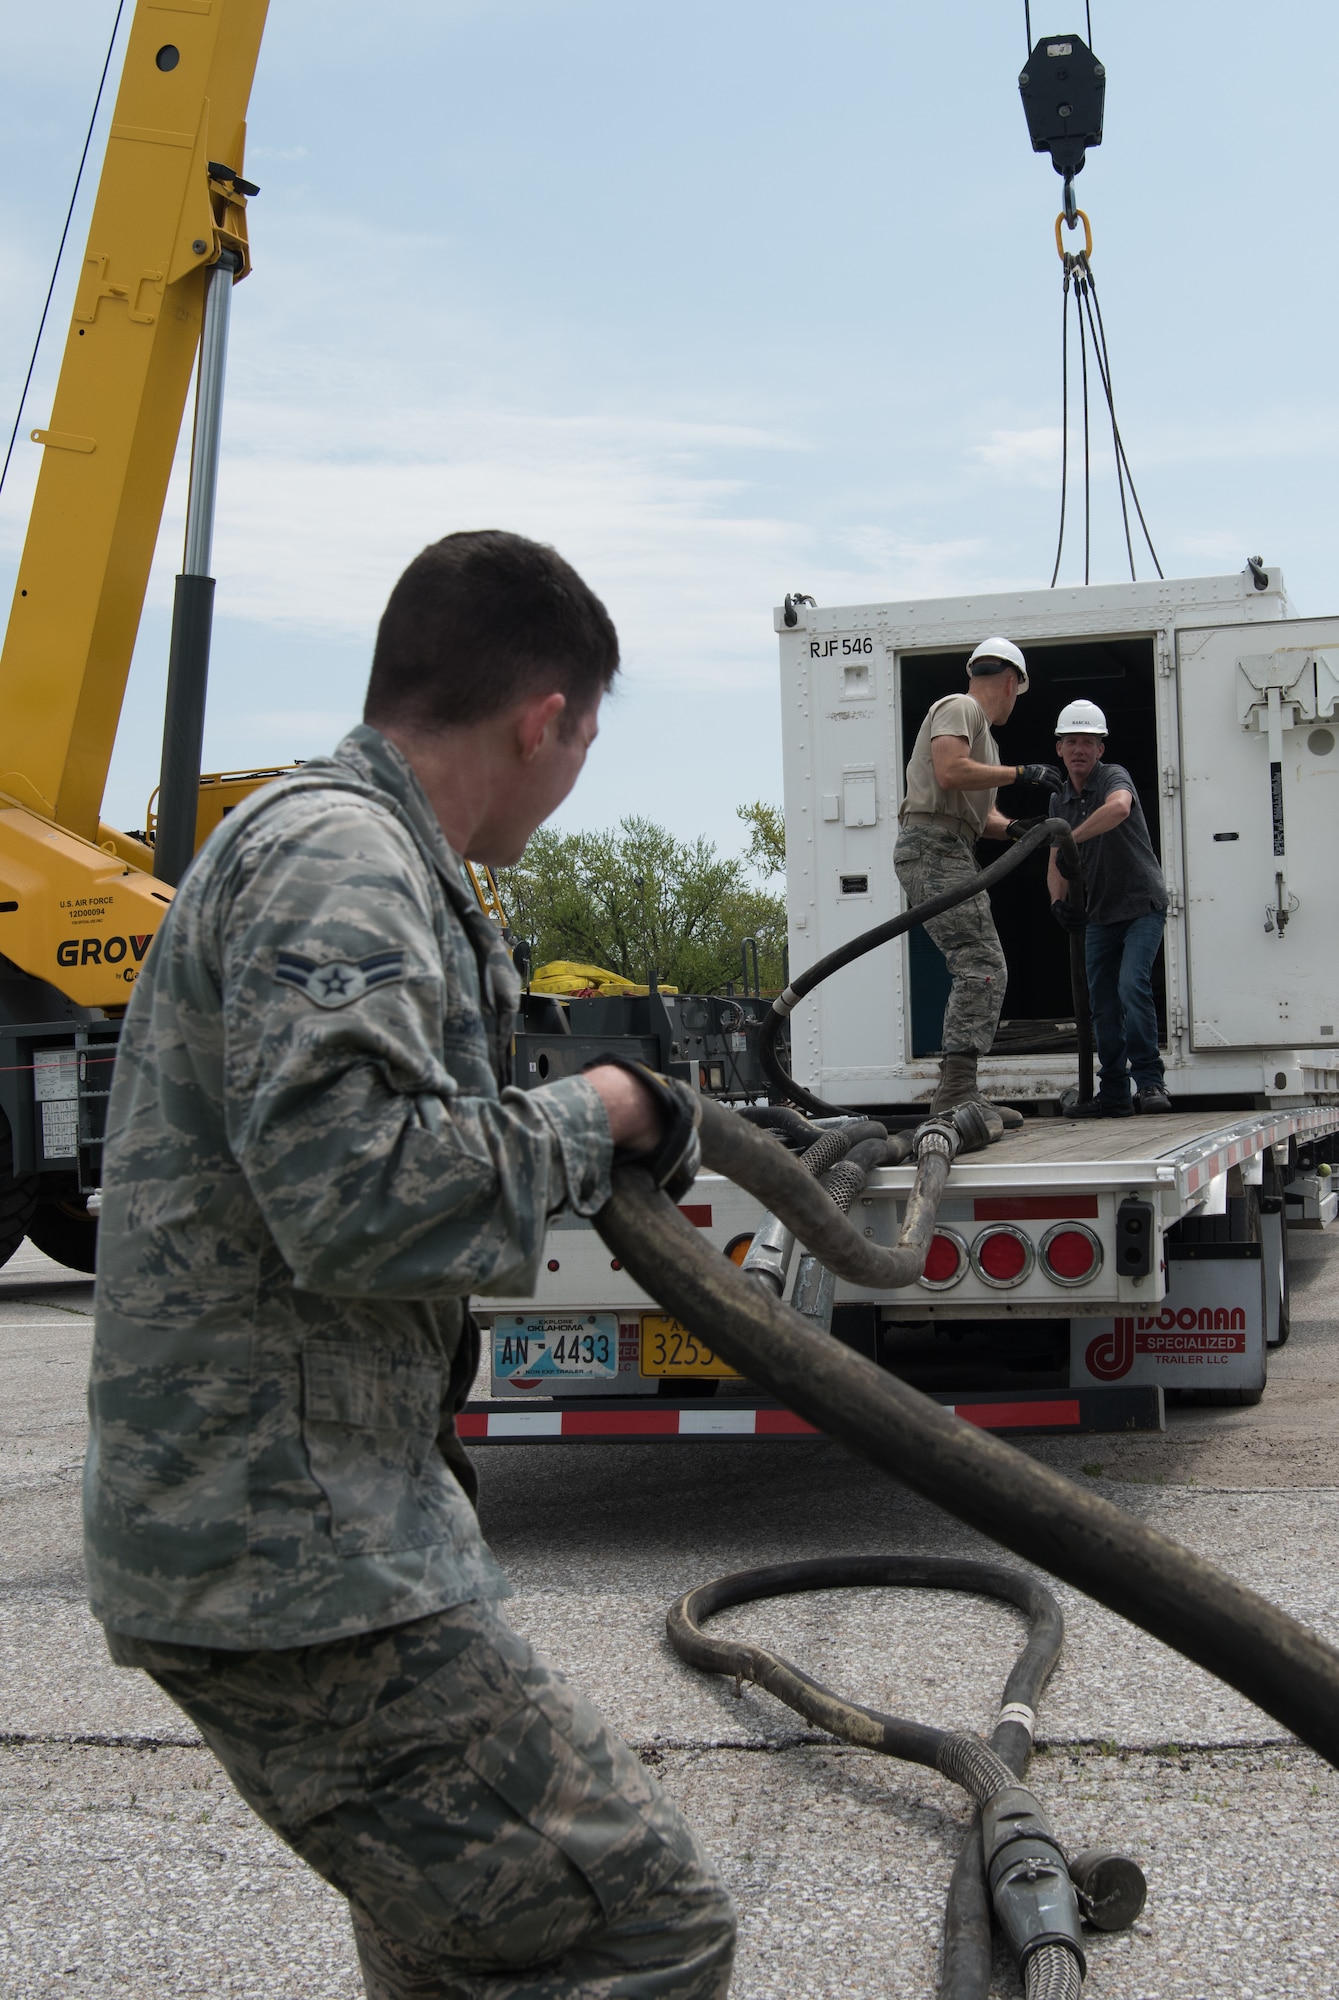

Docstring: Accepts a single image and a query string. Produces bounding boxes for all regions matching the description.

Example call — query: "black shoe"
[1134,1085,1171,1113]
[1064,1094,1134,1120]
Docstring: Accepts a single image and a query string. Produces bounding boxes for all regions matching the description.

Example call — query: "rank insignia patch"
[274,949,406,1009]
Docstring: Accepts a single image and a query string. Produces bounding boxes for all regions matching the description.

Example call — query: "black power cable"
[669,1557,1117,2000]
[0,0,128,501]
[755,819,1089,1118]
[595,1138,1339,1767]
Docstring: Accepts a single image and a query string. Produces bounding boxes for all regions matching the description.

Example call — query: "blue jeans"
[1084,909,1166,1101]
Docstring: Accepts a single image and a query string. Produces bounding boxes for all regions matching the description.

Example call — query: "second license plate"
[493,1314,619,1383]
[640,1316,742,1379]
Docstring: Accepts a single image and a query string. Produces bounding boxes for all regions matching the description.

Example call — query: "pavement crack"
[0,1730,202,1750]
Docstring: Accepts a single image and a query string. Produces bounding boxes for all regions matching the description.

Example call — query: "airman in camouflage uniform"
[86,532,735,1997]
[894,638,1052,1123]
[891,820,1007,1057]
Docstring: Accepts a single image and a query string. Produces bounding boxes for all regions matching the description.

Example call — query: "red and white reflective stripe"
[1181,1108,1333,1195]
[1185,1139,1260,1194]
[458,1400,1084,1439]
[954,1398,1081,1429]
[458,1408,818,1439]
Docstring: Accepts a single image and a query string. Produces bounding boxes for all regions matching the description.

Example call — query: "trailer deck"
[871,1105,1337,1206]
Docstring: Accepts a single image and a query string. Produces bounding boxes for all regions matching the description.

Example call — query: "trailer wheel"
[1262,1159,1291,1348]
[1185,1384,1266,1407]
[1273,1227,1291,1348]
[0,1120,41,1270]
[24,1194,99,1274]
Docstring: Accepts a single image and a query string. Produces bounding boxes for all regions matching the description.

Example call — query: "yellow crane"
[0,0,269,1267]
[0,0,697,1272]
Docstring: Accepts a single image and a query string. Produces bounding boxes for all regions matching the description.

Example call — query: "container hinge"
[1157,633,1173,677]
[1165,889,1182,917]
[1161,765,1179,795]
[1169,1003,1186,1037]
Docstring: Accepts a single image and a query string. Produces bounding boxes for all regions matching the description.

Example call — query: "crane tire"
[0,1121,41,1271]
[25,1195,99,1274]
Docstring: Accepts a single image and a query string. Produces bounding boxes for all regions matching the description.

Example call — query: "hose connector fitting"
[950,1099,998,1154]
[739,1212,796,1296]
[982,1785,1087,1981]
[911,1116,960,1164]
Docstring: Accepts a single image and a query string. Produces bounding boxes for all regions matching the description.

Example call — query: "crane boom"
[0,0,268,845]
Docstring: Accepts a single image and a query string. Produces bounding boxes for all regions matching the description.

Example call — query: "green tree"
[737,799,785,879]
[502,815,786,993]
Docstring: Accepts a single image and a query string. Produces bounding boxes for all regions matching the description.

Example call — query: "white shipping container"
[775,567,1339,1110]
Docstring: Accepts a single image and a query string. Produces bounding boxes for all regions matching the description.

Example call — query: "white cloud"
[835,526,991,600]
[970,426,1063,483]
[205,446,800,691]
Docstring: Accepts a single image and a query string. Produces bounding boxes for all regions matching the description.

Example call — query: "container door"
[1178,616,1339,1050]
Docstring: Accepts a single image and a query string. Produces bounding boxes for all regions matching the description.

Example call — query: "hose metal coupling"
[949,1098,997,1153]
[911,1116,960,1163]
[982,1785,1086,1979]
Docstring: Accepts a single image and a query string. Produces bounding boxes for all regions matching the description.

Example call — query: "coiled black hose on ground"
[594,1113,1339,1767]
[594,1114,1339,1988]
[757,817,1090,1117]
[668,1556,1096,2000]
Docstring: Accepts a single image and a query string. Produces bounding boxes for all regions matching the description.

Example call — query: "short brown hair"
[364,529,619,735]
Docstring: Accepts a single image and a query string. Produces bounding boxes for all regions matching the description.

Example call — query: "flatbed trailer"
[466,1105,1339,1441]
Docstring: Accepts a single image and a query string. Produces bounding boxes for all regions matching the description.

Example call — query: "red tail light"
[971,1225,1034,1288]
[1040,1222,1103,1286]
[919,1229,968,1289]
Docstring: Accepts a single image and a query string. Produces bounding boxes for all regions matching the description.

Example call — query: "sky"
[2,0,1337,858]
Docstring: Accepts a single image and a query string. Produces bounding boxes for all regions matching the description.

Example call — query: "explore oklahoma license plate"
[493,1314,619,1384]
[640,1316,742,1379]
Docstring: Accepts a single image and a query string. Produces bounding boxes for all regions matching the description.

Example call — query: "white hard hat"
[966,637,1028,689]
[1055,699,1108,736]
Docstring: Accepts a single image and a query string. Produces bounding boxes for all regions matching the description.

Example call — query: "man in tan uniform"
[895,637,1053,1121]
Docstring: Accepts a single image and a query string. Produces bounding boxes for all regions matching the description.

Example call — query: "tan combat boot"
[930,1052,1023,1131]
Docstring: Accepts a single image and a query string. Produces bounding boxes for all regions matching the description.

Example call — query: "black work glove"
[583,1055,702,1201]
[1051,898,1088,933]
[1004,815,1048,842]
[1018,762,1064,789]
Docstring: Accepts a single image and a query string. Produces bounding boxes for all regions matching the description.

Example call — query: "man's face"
[1058,733,1104,787]
[482,695,602,866]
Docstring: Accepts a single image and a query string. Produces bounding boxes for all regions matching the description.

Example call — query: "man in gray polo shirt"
[895,637,1053,1122]
[1046,699,1171,1117]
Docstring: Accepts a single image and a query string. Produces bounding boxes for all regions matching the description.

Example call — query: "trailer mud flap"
[1071,1243,1266,1394]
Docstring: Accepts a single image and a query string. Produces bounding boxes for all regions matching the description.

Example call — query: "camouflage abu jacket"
[84,726,614,1649]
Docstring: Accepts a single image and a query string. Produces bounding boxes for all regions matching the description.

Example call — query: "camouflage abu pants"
[108,1601,735,1999]
[893,824,1007,1056]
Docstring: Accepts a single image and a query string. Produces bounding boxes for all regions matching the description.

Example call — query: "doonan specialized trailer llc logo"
[1086,1310,1247,1381]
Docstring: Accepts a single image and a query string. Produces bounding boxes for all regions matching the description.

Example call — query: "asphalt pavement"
[3,1228,1339,1997]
